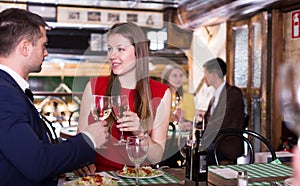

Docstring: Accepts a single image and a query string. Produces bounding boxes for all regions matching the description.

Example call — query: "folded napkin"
[209,168,238,179]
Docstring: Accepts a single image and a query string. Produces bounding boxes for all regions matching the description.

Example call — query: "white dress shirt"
[211,82,226,114]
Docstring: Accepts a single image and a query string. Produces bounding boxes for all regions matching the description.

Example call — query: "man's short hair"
[203,57,227,78]
[0,8,48,57]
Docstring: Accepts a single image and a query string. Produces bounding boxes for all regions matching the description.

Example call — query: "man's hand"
[73,164,96,176]
[84,121,109,148]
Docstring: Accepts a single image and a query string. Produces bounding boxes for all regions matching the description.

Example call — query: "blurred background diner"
[2,0,300,184]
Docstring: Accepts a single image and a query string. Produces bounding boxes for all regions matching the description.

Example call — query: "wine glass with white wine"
[90,95,112,148]
[126,135,149,186]
[278,63,300,149]
[111,95,130,145]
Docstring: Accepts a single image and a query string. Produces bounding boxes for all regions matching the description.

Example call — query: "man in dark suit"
[0,8,108,185]
[203,58,245,165]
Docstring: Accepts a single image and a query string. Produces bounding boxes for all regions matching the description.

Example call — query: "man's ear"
[19,40,31,56]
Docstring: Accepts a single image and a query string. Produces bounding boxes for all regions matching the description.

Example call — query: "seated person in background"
[161,64,195,126]
[202,58,245,165]
[75,22,171,172]
[160,64,195,167]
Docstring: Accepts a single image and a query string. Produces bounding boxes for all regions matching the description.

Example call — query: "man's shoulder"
[225,83,242,93]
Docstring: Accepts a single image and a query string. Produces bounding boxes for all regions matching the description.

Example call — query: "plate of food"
[63,173,118,186]
[116,166,164,179]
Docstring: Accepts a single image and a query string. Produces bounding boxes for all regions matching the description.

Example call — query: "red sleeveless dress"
[89,76,168,171]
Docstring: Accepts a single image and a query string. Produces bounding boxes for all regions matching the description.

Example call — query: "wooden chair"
[203,128,277,165]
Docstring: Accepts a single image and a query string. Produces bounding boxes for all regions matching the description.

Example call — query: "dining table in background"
[208,162,292,185]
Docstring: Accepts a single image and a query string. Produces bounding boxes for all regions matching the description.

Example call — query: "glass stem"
[120,130,124,142]
[135,164,139,185]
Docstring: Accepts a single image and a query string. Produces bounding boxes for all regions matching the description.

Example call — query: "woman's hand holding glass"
[116,111,142,134]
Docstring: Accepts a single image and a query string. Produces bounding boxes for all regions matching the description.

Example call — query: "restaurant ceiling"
[176,0,300,29]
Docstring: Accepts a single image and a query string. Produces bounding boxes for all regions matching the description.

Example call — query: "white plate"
[116,169,164,179]
[62,173,118,186]
[284,177,294,186]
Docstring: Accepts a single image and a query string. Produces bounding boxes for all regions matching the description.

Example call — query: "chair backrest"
[203,128,277,165]
[40,114,59,144]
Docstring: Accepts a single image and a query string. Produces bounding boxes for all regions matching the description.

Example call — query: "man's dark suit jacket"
[204,83,245,164]
[0,70,96,185]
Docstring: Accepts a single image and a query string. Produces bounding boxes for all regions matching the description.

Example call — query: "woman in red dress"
[76,22,171,173]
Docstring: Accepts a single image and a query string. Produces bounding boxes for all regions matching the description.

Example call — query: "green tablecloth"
[107,171,181,186]
[248,181,284,186]
[209,163,292,180]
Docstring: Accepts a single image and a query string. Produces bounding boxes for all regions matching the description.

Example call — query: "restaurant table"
[58,162,292,185]
[57,168,184,186]
[208,162,293,185]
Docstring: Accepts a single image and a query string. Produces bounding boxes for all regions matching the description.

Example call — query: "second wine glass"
[111,95,130,145]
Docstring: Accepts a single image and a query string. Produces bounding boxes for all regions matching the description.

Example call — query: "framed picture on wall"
[88,11,101,22]
[28,4,56,22]
[138,12,163,28]
[107,12,120,22]
[57,7,85,23]
[127,13,138,23]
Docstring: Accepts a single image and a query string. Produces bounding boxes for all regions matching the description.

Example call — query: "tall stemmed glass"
[111,95,130,145]
[178,110,204,179]
[278,63,300,149]
[177,111,203,159]
[126,135,149,186]
[91,95,112,121]
[90,95,112,148]
[177,124,193,160]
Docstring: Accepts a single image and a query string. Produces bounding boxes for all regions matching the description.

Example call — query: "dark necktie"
[25,88,34,102]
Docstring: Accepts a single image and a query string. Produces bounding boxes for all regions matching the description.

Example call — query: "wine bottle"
[185,130,207,186]
[197,129,208,186]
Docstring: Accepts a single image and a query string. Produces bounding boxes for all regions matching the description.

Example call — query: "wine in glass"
[91,95,112,121]
[126,135,149,185]
[278,63,300,148]
[111,95,130,145]
[90,95,111,149]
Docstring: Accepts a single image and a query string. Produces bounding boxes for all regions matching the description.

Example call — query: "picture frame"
[28,4,56,22]
[57,6,163,29]
[0,3,26,12]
